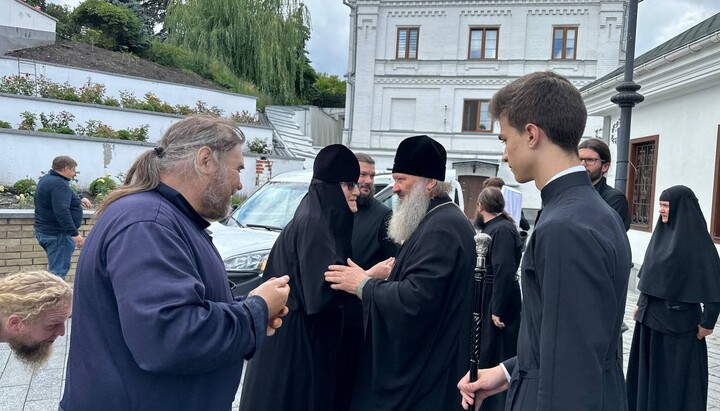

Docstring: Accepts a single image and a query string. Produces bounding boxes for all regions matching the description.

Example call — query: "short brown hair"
[52,156,77,171]
[489,71,587,153]
[483,177,505,189]
[355,152,375,165]
[578,138,611,164]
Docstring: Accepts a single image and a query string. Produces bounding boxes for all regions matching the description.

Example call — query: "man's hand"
[249,276,290,336]
[366,257,394,280]
[697,325,713,340]
[71,235,84,249]
[491,315,505,329]
[633,306,638,321]
[80,198,92,209]
[324,258,368,295]
[457,365,510,411]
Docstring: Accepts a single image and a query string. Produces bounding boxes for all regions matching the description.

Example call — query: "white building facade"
[581,13,720,289]
[0,0,56,54]
[344,0,628,212]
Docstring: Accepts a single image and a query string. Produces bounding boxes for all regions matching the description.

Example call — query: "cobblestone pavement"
[1,289,719,410]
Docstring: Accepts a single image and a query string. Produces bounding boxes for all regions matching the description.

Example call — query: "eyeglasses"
[340,181,358,190]
[579,157,605,166]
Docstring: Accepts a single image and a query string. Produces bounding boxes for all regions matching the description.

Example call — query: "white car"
[210,169,463,296]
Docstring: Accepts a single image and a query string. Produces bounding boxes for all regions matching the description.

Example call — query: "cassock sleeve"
[106,222,268,375]
[361,224,464,364]
[607,193,630,231]
[534,223,620,410]
[297,222,348,315]
[701,302,720,329]
[490,227,518,319]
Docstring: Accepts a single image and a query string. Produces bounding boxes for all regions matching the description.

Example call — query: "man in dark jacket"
[458,72,631,411]
[33,156,91,278]
[578,138,631,230]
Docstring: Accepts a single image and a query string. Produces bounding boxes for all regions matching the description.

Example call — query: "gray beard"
[388,182,430,244]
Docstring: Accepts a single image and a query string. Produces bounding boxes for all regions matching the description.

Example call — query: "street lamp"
[610,0,644,196]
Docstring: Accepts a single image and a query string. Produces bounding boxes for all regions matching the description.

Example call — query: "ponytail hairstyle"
[478,186,514,223]
[96,116,245,216]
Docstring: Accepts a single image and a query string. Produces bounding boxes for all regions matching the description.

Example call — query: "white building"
[581,12,720,289]
[343,0,628,214]
[0,0,56,54]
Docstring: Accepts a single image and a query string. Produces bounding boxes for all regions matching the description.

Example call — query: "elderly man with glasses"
[578,138,631,230]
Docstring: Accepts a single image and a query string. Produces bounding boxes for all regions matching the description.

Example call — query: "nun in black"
[239,144,360,411]
[626,185,720,411]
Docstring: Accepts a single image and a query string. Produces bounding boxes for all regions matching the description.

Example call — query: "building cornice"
[362,0,605,5]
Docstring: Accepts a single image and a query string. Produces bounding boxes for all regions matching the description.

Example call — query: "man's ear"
[195,146,215,175]
[601,162,610,175]
[525,123,542,149]
[6,314,22,333]
[425,178,438,192]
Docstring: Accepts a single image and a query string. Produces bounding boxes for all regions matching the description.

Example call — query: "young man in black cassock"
[626,185,720,411]
[239,144,360,411]
[333,152,397,411]
[325,135,476,411]
[474,186,522,411]
[458,71,632,411]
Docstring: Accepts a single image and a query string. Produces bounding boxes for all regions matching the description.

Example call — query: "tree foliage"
[314,73,346,95]
[45,3,74,39]
[165,0,312,104]
[140,0,169,35]
[71,0,149,53]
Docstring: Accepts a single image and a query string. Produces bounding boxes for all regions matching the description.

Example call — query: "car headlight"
[224,252,270,272]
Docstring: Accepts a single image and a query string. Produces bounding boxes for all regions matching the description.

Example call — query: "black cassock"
[239,180,353,411]
[334,197,396,411]
[478,216,522,411]
[351,195,476,411]
[502,171,631,411]
[626,185,720,411]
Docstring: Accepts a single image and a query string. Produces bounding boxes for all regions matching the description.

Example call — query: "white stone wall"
[0,129,303,196]
[0,57,257,116]
[1,0,56,32]
[0,93,274,148]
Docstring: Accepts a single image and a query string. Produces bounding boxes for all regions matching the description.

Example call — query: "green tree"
[45,3,75,39]
[165,0,311,103]
[314,73,346,95]
[71,0,150,53]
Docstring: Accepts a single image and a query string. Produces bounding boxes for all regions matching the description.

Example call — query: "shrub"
[127,124,149,141]
[102,97,120,107]
[194,101,223,117]
[12,178,37,196]
[230,110,261,125]
[0,120,10,129]
[247,138,270,154]
[40,111,76,131]
[18,111,36,131]
[116,129,132,140]
[0,75,36,96]
[78,82,107,104]
[89,174,117,200]
[37,77,80,101]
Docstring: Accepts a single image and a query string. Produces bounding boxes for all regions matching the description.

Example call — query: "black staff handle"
[469,233,491,383]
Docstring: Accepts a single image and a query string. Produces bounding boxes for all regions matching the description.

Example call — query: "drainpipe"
[343,0,358,147]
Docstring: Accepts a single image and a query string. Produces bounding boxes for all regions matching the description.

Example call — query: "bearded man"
[325,135,476,411]
[60,116,290,411]
[0,270,72,367]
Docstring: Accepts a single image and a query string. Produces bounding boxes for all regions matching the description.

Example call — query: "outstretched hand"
[366,257,395,280]
[324,258,368,295]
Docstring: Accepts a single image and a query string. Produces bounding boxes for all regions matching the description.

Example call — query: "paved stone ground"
[1,289,719,410]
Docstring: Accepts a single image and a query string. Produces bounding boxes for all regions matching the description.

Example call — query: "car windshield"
[230,181,308,230]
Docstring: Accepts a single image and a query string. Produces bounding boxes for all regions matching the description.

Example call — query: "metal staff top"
[474,233,491,266]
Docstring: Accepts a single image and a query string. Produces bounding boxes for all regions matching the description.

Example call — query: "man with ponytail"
[60,116,290,411]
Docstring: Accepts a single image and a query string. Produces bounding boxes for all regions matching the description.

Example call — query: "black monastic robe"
[240,180,354,411]
[351,195,476,411]
[502,171,631,411]
[626,185,720,411]
[478,216,522,411]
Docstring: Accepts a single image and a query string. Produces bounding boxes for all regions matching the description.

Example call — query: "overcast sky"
[304,0,720,77]
[50,0,720,77]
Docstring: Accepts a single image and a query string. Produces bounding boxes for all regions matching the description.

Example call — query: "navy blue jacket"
[61,186,268,411]
[34,169,82,236]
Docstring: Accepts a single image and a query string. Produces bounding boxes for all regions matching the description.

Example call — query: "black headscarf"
[262,144,359,314]
[637,185,720,303]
